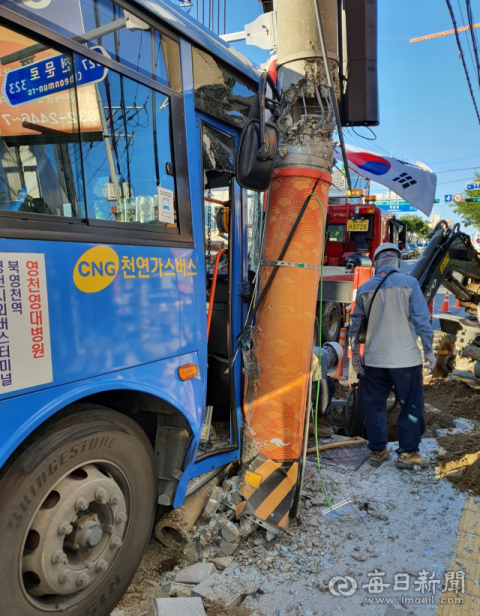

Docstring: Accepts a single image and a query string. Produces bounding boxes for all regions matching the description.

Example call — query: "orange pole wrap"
[244,168,331,461]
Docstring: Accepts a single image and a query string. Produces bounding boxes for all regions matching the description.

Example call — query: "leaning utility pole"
[240,0,340,531]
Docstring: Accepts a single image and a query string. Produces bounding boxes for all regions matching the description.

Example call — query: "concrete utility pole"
[240,0,340,531]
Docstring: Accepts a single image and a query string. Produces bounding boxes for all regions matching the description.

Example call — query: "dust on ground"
[115,541,194,616]
[436,430,480,496]
[204,600,256,616]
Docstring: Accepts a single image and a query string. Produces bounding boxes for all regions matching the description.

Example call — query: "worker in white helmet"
[312,341,344,414]
[349,242,435,469]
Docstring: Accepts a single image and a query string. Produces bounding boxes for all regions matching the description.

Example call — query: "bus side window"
[78,62,177,227]
[0,25,85,219]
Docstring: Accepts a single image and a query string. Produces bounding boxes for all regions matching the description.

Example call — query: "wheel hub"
[22,464,128,602]
[73,515,104,549]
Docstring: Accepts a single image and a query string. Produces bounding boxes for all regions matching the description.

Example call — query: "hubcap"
[21,463,128,609]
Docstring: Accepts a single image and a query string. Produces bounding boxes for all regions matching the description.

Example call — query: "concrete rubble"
[154,597,206,616]
[115,379,480,616]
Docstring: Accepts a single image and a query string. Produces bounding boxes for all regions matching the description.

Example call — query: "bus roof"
[131,0,262,84]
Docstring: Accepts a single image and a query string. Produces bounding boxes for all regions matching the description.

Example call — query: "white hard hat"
[324,341,344,364]
[373,242,402,262]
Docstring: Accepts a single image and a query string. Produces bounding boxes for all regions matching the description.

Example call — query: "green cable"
[306,193,333,512]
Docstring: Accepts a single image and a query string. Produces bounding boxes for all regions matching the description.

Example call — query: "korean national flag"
[333,144,437,216]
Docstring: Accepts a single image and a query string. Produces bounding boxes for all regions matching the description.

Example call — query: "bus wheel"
[322,302,342,343]
[0,406,157,616]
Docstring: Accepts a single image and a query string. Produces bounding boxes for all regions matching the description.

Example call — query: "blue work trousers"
[363,365,425,453]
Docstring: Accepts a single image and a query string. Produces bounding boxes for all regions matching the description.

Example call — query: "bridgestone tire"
[0,406,157,616]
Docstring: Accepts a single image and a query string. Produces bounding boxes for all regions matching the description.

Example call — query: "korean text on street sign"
[377,204,417,213]
[3,48,108,107]
[466,182,480,190]
[375,200,410,206]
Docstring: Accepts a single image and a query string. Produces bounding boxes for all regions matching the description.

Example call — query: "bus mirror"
[236,119,278,191]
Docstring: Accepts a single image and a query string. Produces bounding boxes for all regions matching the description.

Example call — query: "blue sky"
[183,0,480,225]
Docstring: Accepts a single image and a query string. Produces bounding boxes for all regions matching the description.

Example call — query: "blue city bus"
[0,1,264,612]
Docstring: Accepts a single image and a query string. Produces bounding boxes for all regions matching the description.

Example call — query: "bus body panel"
[0,351,202,469]
[0,238,207,395]
[0,2,258,509]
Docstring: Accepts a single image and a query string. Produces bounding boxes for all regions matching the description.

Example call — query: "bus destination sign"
[3,47,108,107]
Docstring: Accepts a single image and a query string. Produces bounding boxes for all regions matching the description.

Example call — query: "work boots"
[396,451,428,469]
[369,448,390,467]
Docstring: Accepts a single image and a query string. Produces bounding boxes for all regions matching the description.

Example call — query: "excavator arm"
[410,221,480,315]
[410,221,480,378]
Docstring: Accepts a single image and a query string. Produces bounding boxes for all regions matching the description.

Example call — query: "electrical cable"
[351,126,377,141]
[435,165,480,173]
[445,0,480,125]
[466,0,480,86]
[233,175,323,361]
[457,0,477,81]
[307,193,333,512]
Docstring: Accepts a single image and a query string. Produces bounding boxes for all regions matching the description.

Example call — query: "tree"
[452,171,480,230]
[397,215,430,239]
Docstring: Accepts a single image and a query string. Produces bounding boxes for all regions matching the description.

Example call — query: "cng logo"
[21,0,52,7]
[74,246,119,293]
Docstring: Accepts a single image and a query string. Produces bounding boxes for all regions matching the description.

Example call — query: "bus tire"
[0,405,157,616]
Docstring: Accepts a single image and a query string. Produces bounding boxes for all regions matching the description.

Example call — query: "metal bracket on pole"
[312,0,352,192]
[220,11,277,49]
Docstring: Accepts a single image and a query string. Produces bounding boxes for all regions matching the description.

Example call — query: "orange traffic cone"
[334,328,347,381]
[454,297,461,309]
[440,291,451,313]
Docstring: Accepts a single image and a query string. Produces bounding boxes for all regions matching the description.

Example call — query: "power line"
[438,175,475,184]
[445,0,480,125]
[435,165,480,173]
[428,153,480,164]
[457,0,477,79]
[466,0,480,85]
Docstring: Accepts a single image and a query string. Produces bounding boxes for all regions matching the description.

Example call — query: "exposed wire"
[351,126,377,141]
[466,0,480,86]
[457,0,477,80]
[445,0,480,125]
[435,165,480,173]
[308,192,333,513]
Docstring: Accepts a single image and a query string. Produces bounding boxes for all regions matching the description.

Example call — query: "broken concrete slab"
[154,597,206,616]
[209,557,234,571]
[163,582,195,597]
[203,486,224,521]
[220,521,241,543]
[192,569,259,609]
[175,562,216,585]
[219,539,238,556]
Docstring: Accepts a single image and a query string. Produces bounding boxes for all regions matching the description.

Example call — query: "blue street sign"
[3,48,108,107]
[378,204,417,213]
[466,183,480,190]
[445,195,453,203]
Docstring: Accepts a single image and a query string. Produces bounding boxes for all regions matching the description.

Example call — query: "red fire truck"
[319,202,407,342]
[324,202,407,268]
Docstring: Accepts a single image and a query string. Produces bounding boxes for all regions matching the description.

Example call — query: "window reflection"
[0,27,84,217]
[81,62,177,226]
[0,0,182,92]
